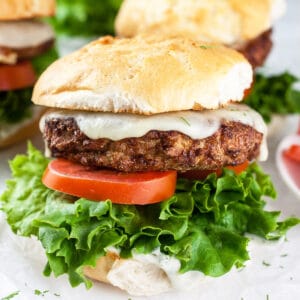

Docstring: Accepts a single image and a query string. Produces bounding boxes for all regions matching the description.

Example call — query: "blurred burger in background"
[0,0,58,148]
[115,0,300,128]
[115,0,286,68]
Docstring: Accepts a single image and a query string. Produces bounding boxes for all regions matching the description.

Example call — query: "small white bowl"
[276,134,300,198]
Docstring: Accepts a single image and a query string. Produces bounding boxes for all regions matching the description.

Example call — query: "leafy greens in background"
[1,144,299,288]
[32,47,59,76]
[0,88,32,124]
[244,72,300,123]
[49,0,123,37]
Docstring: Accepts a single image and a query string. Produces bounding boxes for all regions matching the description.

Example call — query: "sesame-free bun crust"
[115,0,286,45]
[0,0,55,20]
[33,35,252,114]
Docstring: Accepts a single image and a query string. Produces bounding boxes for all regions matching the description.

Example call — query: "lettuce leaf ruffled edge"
[1,143,299,288]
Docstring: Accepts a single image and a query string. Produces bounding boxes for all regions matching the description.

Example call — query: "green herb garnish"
[34,290,49,296]
[199,45,213,50]
[1,291,20,300]
[179,117,191,126]
[262,261,271,267]
[244,72,300,123]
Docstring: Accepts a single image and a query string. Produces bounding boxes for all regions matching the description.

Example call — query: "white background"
[1,0,300,299]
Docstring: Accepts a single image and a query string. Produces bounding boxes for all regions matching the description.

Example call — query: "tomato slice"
[243,86,252,98]
[226,161,249,174]
[42,159,177,205]
[243,79,254,98]
[284,145,300,163]
[0,61,36,91]
[180,161,249,180]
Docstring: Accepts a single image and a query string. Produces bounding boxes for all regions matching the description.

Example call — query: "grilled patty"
[43,118,263,172]
[238,29,272,68]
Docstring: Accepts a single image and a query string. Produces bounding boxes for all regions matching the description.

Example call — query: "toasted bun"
[115,0,286,45]
[0,106,45,149]
[33,35,252,114]
[0,0,55,20]
[83,252,174,296]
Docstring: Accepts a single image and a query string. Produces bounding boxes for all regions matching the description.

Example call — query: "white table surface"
[1,1,300,299]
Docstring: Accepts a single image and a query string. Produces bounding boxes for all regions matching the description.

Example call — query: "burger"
[115,0,286,68]
[0,0,57,148]
[1,35,298,296]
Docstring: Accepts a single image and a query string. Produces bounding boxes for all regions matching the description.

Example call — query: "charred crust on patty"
[43,117,263,172]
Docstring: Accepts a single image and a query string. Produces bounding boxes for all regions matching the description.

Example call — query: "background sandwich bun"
[115,0,286,45]
[0,0,55,20]
[0,0,57,149]
[33,35,253,114]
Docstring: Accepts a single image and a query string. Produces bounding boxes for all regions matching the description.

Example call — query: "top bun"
[33,35,252,114]
[115,0,286,45]
[0,0,55,20]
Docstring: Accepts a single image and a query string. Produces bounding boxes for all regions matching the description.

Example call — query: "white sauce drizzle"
[103,247,206,296]
[41,104,268,161]
[105,247,204,295]
[130,248,205,291]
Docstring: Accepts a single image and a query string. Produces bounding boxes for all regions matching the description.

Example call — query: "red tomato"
[226,161,249,174]
[42,159,177,205]
[243,87,252,98]
[284,145,300,163]
[180,161,249,180]
[243,79,254,98]
[0,61,36,91]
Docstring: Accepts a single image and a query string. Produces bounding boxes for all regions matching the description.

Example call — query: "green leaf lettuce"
[1,144,299,288]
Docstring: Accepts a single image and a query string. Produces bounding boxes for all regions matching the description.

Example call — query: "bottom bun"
[0,106,46,149]
[83,252,171,296]
[83,250,204,296]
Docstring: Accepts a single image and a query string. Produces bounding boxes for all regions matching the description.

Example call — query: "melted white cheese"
[41,104,268,161]
[0,20,54,49]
